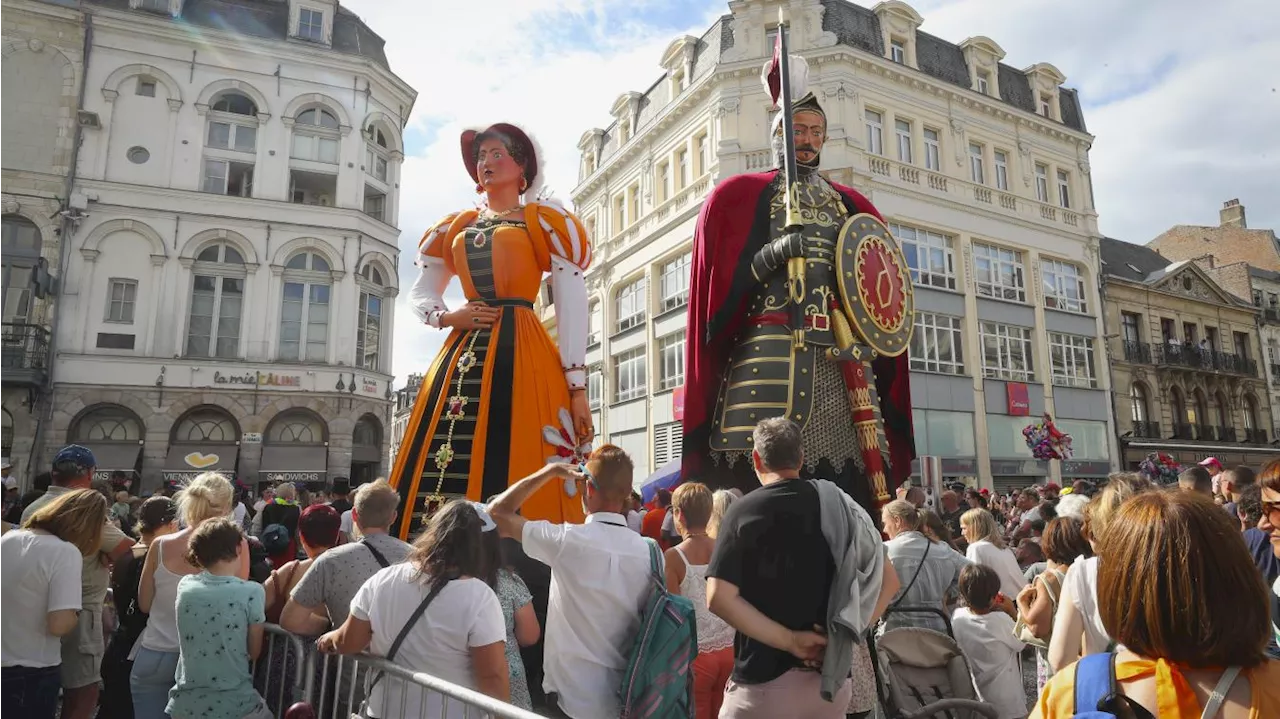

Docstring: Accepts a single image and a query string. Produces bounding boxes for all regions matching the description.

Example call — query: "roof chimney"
[1221,199,1247,229]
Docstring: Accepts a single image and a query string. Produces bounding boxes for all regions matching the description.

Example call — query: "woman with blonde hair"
[131,472,248,718]
[664,483,736,719]
[3,489,107,718]
[961,508,1027,599]
[707,489,737,539]
[1047,472,1152,672]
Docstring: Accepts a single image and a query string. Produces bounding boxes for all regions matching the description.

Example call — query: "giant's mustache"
[796,145,818,155]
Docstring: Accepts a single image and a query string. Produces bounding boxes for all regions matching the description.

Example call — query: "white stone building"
[36,0,415,492]
[1252,269,1280,430]
[557,0,1115,491]
[2,0,85,484]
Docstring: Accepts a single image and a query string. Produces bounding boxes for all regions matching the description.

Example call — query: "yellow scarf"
[1115,657,1218,718]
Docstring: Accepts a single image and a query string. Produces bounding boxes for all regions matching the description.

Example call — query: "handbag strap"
[890,537,931,610]
[1200,666,1242,719]
[362,540,391,568]
[367,579,448,694]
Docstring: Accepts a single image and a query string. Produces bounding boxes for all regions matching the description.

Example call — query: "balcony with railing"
[1,323,51,387]
[1130,420,1161,439]
[1245,429,1269,444]
[1216,426,1238,442]
[1153,344,1257,376]
[1195,425,1216,441]
[1172,422,1195,440]
[1120,340,1152,364]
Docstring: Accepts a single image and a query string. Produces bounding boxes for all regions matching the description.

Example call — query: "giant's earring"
[475,183,484,194]
[520,177,528,193]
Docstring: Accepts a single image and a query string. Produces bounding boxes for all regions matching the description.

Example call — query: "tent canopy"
[639,459,682,505]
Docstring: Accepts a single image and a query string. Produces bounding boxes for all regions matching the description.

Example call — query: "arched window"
[1129,383,1148,423]
[353,415,381,448]
[1170,386,1187,435]
[1192,389,1208,427]
[202,92,257,197]
[1244,394,1259,432]
[187,242,245,358]
[356,264,385,371]
[365,123,390,182]
[266,409,326,444]
[73,405,144,442]
[2,215,41,324]
[1215,392,1230,428]
[173,407,239,443]
[292,107,340,164]
[279,251,331,362]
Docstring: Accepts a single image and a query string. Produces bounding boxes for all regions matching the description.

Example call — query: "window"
[892,223,955,290]
[973,242,1026,302]
[72,406,143,442]
[1121,312,1142,343]
[923,128,940,171]
[292,107,340,164]
[671,68,686,95]
[979,322,1034,381]
[1035,163,1049,202]
[1042,259,1087,313]
[1244,395,1259,432]
[297,7,324,42]
[136,78,157,97]
[1253,289,1263,306]
[910,312,964,375]
[628,183,640,226]
[656,162,670,203]
[206,93,258,153]
[587,364,603,409]
[279,251,332,362]
[1234,331,1251,360]
[659,254,690,311]
[976,71,990,95]
[365,127,390,182]
[895,119,913,164]
[658,331,686,390]
[613,347,647,402]
[968,142,985,184]
[1038,93,1052,118]
[587,301,601,346]
[1057,170,1071,208]
[1183,322,1197,345]
[97,333,135,350]
[1130,383,1148,423]
[363,189,386,221]
[677,149,689,189]
[694,134,707,176]
[994,150,1009,191]
[1049,332,1097,388]
[865,110,884,156]
[202,159,254,196]
[106,279,137,323]
[614,278,646,333]
[889,39,906,64]
[186,243,244,358]
[356,265,385,371]
[613,195,625,235]
[1,215,41,324]
[136,0,168,13]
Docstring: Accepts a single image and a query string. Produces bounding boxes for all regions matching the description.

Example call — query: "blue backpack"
[618,538,697,719]
[1072,653,1122,718]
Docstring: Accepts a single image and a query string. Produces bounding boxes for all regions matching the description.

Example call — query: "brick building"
[1148,199,1280,273]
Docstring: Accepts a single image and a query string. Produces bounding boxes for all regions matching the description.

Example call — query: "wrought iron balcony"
[1264,307,1280,323]
[1,323,50,387]
[1120,340,1152,364]
[1195,425,1216,441]
[1216,426,1238,443]
[1154,344,1257,376]
[1130,420,1161,439]
[1172,422,1195,440]
[1245,429,1269,444]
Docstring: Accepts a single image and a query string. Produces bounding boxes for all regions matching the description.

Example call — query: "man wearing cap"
[21,445,135,719]
[1200,457,1225,498]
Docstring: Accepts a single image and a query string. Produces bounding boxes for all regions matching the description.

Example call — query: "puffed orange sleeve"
[526,202,593,273]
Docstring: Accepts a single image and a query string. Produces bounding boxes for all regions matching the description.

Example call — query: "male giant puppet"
[681,51,915,517]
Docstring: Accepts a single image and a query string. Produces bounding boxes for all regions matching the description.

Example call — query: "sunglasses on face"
[1263,501,1280,525]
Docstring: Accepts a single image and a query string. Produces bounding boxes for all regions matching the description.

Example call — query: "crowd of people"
[3,432,1280,719]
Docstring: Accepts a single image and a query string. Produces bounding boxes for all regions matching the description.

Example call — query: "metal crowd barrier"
[254,624,314,717]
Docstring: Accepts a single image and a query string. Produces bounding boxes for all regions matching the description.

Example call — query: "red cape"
[680,170,915,486]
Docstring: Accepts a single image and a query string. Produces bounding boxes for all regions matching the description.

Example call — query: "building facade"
[1,0,86,484]
[1100,237,1276,470]
[557,0,1114,490]
[389,372,423,468]
[39,0,415,492]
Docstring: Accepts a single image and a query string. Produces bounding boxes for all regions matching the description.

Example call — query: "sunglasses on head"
[577,464,600,493]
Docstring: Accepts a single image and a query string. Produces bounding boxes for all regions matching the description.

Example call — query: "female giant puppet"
[390,124,593,538]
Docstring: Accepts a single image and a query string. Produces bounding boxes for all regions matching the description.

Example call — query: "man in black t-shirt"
[707,418,851,718]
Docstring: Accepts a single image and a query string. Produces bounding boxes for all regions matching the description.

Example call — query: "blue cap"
[53,444,97,470]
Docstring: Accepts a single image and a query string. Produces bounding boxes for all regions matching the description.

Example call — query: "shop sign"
[261,471,325,483]
[93,469,138,482]
[164,470,236,483]
[362,378,380,395]
[1006,382,1030,416]
[213,371,302,388]
[673,386,685,421]
[241,433,263,444]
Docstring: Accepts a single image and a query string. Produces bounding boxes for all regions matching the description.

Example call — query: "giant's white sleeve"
[408,256,451,328]
[550,255,588,389]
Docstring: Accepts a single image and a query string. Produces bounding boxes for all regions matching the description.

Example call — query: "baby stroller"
[869,606,998,719]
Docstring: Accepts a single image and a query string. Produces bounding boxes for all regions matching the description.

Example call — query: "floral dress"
[496,568,533,710]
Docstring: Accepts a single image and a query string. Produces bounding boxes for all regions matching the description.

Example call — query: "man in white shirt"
[489,446,653,719]
[625,491,646,533]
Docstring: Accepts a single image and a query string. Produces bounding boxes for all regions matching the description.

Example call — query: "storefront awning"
[85,443,143,481]
[259,445,328,485]
[163,444,238,483]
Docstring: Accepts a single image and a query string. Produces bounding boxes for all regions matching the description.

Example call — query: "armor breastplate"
[711,176,851,453]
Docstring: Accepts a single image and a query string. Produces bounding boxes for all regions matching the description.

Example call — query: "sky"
[340,0,1280,387]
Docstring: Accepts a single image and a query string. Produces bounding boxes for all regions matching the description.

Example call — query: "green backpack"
[618,539,698,719]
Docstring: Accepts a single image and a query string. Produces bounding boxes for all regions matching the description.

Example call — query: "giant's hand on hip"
[442,302,501,329]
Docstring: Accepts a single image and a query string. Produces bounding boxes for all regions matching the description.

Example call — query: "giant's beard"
[771,130,822,181]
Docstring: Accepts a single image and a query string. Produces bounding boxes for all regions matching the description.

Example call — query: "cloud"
[342,0,723,385]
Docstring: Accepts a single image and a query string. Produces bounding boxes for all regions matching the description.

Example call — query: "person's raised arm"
[487,463,581,540]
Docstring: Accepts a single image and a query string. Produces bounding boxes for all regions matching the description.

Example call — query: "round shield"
[835,213,914,357]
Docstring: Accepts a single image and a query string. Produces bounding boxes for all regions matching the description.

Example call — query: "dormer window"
[1039,93,1052,117]
[671,68,686,96]
[976,70,991,95]
[298,7,324,42]
[890,39,906,64]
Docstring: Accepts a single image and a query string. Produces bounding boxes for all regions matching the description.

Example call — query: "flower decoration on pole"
[1022,412,1074,461]
[543,407,592,497]
[1139,452,1181,485]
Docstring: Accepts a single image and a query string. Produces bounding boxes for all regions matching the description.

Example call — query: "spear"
[766,9,807,349]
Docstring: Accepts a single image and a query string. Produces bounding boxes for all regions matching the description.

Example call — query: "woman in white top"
[1047,472,1152,673]
[131,472,248,719]
[2,489,105,719]
[317,500,508,719]
[664,483,736,719]
[961,508,1027,599]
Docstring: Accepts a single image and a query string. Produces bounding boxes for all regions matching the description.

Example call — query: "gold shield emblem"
[835,213,914,357]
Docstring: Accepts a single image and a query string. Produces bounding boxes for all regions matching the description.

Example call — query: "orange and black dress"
[390,202,592,538]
